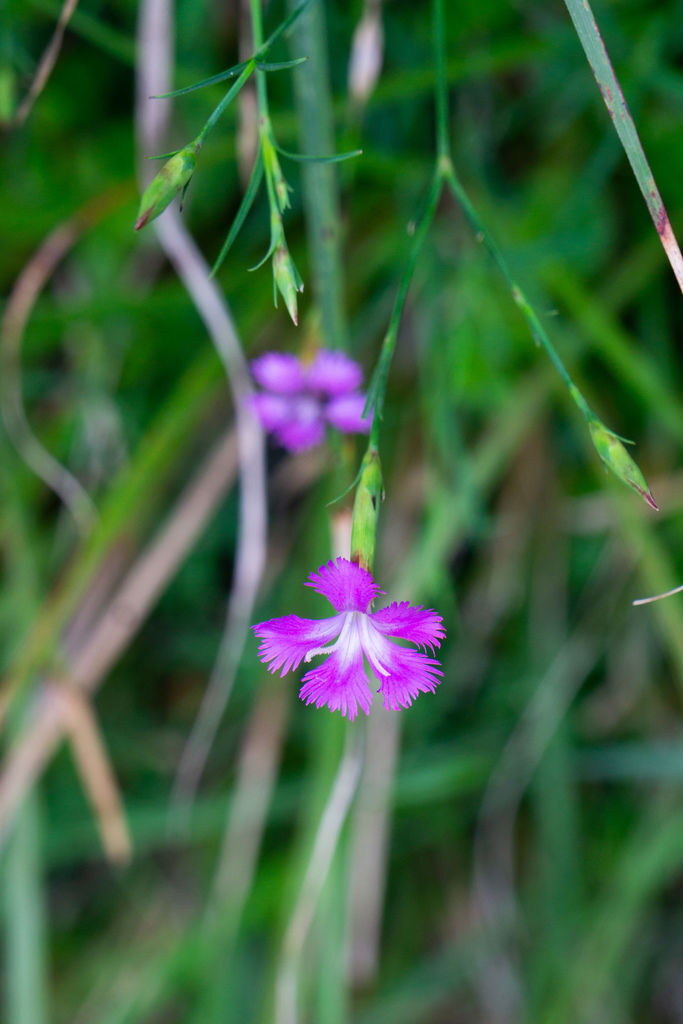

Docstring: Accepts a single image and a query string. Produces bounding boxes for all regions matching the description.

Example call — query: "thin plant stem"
[431,0,593,424]
[442,163,591,418]
[14,0,79,126]
[4,793,47,1024]
[432,0,449,159]
[249,0,268,110]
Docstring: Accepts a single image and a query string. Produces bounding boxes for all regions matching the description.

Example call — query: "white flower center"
[304,610,361,663]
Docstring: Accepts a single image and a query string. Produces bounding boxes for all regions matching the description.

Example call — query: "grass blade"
[276,144,362,164]
[154,60,249,98]
[563,0,683,293]
[210,149,264,278]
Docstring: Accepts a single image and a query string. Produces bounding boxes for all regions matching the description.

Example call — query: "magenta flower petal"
[299,648,373,721]
[375,647,444,711]
[325,393,372,434]
[307,350,364,396]
[359,619,444,709]
[305,557,383,612]
[249,393,293,431]
[275,407,326,451]
[251,353,306,394]
[253,613,344,676]
[370,602,445,653]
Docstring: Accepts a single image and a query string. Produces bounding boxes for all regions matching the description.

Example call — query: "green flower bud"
[135,140,200,231]
[273,244,304,325]
[350,447,383,572]
[589,418,658,510]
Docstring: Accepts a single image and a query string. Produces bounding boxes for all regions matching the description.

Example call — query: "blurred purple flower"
[250,350,372,452]
[253,557,445,720]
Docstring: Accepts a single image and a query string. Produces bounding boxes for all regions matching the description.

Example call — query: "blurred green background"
[4,0,683,1021]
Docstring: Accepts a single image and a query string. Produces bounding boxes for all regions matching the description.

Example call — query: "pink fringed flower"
[250,350,372,452]
[253,557,446,720]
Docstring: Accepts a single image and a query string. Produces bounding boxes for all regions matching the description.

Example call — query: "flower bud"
[589,418,658,510]
[273,244,304,325]
[350,446,383,572]
[135,140,200,231]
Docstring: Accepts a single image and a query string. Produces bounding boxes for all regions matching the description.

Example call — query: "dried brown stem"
[14,0,80,127]
[57,683,132,865]
[0,428,239,853]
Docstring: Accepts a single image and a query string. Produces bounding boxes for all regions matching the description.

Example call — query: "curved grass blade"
[276,144,362,164]
[248,234,278,273]
[210,150,265,278]
[563,0,683,295]
[255,57,308,72]
[154,60,249,99]
[147,150,181,160]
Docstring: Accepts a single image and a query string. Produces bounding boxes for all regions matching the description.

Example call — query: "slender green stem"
[249,0,269,115]
[286,0,348,349]
[431,0,591,421]
[5,794,47,1024]
[444,165,582,397]
[432,0,450,159]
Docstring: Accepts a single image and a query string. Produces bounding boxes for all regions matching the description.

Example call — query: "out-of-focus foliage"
[4,1,683,1022]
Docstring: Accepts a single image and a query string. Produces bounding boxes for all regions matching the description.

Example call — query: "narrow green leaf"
[210,151,265,278]
[563,0,683,294]
[325,465,364,508]
[154,60,249,99]
[248,235,278,273]
[147,150,181,161]
[275,144,362,164]
[255,57,308,72]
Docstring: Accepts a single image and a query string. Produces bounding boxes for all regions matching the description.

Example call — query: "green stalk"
[249,0,268,112]
[4,795,47,1024]
[432,0,450,160]
[286,0,348,349]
